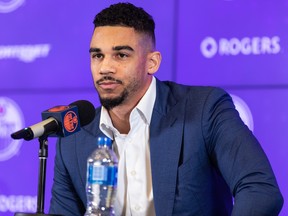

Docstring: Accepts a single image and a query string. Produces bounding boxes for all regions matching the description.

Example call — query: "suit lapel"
[150,80,186,216]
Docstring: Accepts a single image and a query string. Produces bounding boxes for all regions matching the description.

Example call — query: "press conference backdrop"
[0,0,287,215]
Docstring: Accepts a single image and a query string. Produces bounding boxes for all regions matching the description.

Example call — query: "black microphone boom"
[11,100,95,141]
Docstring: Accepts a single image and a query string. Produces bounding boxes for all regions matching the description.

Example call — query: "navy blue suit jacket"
[49,79,283,215]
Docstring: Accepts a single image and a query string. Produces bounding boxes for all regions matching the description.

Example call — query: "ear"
[147,51,162,75]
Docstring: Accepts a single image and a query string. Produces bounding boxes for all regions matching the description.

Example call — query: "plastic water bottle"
[85,137,118,216]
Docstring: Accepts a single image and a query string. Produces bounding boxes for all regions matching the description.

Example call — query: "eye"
[91,53,103,59]
[117,53,129,59]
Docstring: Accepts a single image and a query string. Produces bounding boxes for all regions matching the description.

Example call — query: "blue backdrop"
[0,0,287,215]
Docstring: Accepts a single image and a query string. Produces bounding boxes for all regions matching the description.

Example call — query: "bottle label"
[92,165,107,181]
[88,165,118,186]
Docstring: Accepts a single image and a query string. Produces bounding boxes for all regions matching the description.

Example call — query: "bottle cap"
[98,137,112,147]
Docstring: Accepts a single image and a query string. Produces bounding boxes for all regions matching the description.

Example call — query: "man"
[49,2,283,216]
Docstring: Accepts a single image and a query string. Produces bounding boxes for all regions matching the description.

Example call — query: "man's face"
[89,26,153,110]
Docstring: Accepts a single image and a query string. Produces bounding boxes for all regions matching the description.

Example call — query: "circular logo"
[200,37,218,58]
[64,111,78,132]
[230,94,254,131]
[0,0,25,13]
[0,97,24,161]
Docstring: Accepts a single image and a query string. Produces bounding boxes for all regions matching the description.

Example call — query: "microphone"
[11,100,95,141]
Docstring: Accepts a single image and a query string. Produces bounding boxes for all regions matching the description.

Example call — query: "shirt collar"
[100,106,115,139]
[135,76,156,125]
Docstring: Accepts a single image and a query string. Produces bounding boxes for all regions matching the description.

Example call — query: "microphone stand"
[15,135,60,216]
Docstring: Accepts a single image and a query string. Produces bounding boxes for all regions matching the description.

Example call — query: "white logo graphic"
[0,0,25,13]
[0,195,37,213]
[201,36,280,58]
[0,97,24,161]
[231,94,254,131]
[0,44,51,63]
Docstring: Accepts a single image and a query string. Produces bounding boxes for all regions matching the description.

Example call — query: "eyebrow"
[113,45,134,52]
[89,45,134,53]
[89,48,101,53]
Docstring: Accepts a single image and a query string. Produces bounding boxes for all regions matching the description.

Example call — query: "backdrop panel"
[176,0,288,87]
[175,0,287,215]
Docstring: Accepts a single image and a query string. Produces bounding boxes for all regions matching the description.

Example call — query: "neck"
[108,105,133,134]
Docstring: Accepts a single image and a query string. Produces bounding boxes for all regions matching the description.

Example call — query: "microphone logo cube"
[41,105,80,137]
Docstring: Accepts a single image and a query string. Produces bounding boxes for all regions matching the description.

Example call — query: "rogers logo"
[0,44,51,63]
[200,36,281,58]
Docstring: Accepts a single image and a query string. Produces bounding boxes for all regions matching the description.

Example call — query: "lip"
[98,81,121,90]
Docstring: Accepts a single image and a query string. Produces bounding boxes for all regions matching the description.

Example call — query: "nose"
[99,56,116,75]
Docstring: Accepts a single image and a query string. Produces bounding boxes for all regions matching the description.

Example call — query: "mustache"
[96,76,123,85]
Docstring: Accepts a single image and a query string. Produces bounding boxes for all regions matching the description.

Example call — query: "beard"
[96,75,141,110]
[99,88,129,110]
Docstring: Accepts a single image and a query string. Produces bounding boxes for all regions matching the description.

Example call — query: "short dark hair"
[93,2,156,46]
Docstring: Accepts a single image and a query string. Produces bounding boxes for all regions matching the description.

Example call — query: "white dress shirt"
[99,77,156,216]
